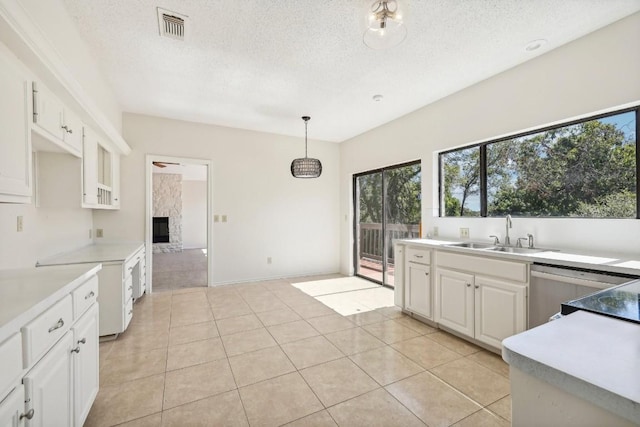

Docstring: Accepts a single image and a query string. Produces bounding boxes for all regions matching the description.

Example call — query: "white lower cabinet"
[406,262,432,319]
[474,276,527,349]
[0,384,26,427]
[72,305,99,427]
[436,252,528,350]
[436,268,474,337]
[23,332,73,427]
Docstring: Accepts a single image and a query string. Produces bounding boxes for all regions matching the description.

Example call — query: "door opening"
[353,161,421,288]
[145,155,213,292]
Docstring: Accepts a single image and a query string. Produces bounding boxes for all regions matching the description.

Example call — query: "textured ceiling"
[62,0,640,142]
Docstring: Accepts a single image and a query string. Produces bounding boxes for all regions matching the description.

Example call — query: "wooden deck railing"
[359,223,420,264]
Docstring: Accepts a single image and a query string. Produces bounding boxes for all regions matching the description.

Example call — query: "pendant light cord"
[305,120,308,158]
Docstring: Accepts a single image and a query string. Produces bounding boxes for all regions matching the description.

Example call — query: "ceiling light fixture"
[363,0,407,50]
[291,116,322,179]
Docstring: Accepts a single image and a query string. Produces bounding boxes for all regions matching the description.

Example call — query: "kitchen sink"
[446,242,497,249]
[484,246,549,254]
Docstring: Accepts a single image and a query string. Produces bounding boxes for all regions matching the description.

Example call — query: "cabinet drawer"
[437,251,528,283]
[22,295,72,368]
[124,275,133,302]
[406,246,431,265]
[0,333,22,399]
[72,275,98,319]
[124,249,143,279]
[124,298,133,330]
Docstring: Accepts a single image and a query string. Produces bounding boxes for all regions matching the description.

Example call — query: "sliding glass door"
[354,161,421,287]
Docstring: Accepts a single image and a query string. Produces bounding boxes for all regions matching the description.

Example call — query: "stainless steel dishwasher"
[529,264,637,328]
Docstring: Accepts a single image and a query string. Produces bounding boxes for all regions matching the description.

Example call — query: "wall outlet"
[96,229,104,238]
[214,215,220,223]
[460,227,469,238]
[267,257,272,265]
[221,215,227,223]
[16,216,23,232]
[433,226,439,237]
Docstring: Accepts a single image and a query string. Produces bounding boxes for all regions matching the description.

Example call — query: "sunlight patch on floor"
[292,277,395,316]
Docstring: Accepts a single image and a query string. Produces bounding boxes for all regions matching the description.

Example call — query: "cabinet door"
[82,128,98,206]
[436,268,474,336]
[61,109,83,157]
[72,305,99,427]
[23,332,73,427]
[475,276,526,349]
[0,47,31,201]
[33,82,64,142]
[406,262,432,319]
[393,245,405,308]
[0,384,26,427]
[111,154,121,209]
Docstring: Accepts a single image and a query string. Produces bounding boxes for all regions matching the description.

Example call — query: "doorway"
[353,161,421,287]
[145,155,213,292]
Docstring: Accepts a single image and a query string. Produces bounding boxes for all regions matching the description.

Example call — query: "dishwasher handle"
[531,270,616,290]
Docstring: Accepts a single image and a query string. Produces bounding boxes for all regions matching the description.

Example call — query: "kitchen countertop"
[0,263,102,343]
[37,242,144,266]
[502,311,640,424]
[396,238,640,277]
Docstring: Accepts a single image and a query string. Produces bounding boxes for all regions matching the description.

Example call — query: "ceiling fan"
[152,161,179,168]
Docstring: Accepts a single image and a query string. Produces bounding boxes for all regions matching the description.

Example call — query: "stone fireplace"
[152,173,183,253]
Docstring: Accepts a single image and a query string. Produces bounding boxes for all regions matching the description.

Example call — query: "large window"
[440,108,639,218]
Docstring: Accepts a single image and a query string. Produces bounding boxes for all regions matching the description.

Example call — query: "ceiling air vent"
[157,8,187,41]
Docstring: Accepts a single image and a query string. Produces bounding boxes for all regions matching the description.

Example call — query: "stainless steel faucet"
[527,233,534,249]
[489,235,500,245]
[504,215,512,246]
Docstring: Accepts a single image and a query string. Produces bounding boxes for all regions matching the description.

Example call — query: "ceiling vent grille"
[157,8,187,41]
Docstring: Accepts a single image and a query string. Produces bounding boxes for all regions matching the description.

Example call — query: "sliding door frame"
[352,160,421,288]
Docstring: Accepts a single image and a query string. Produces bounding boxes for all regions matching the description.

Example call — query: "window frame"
[438,106,640,219]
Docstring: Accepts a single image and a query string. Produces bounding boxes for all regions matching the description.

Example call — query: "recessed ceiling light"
[373,94,384,102]
[525,39,547,52]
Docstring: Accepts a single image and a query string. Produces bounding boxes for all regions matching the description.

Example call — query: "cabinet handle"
[85,290,95,300]
[128,309,133,315]
[48,318,64,333]
[128,286,133,291]
[20,409,35,420]
[475,285,479,289]
[424,272,429,276]
[128,266,134,271]
[71,346,81,354]
[466,283,471,287]
[78,338,86,345]
[414,255,424,258]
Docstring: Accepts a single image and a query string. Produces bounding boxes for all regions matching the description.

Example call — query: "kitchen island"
[502,310,640,426]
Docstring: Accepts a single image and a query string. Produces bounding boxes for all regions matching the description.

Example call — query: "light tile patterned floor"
[87,276,511,427]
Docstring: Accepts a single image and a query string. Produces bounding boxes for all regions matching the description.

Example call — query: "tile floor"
[152,249,208,291]
[87,275,511,427]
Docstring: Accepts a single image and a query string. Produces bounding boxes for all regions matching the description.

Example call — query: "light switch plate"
[222,215,227,223]
[96,229,104,238]
[214,215,219,223]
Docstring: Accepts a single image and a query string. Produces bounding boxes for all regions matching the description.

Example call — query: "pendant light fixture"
[291,116,322,178]
[363,0,407,50]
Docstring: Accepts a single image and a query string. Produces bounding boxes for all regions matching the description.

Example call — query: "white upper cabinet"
[82,126,120,209]
[0,44,32,203]
[32,81,82,158]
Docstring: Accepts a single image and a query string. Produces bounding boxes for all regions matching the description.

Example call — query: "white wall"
[93,114,341,284]
[340,13,640,275]
[0,152,92,269]
[182,180,207,249]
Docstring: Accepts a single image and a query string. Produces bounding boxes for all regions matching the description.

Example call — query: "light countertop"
[37,242,144,266]
[502,311,640,424]
[0,263,102,343]
[396,238,640,276]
